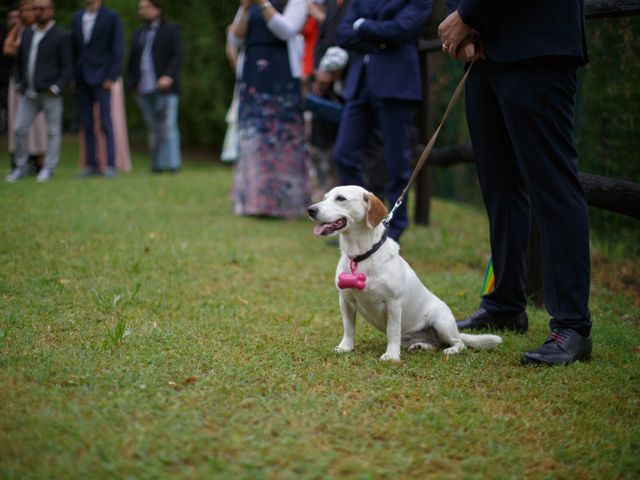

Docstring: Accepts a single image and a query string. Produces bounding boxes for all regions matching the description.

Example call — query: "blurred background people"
[307,0,346,199]
[6,0,72,183]
[220,23,243,163]
[77,69,131,174]
[3,0,47,174]
[230,0,311,219]
[0,6,20,135]
[71,0,125,177]
[333,0,432,242]
[301,0,325,89]
[127,0,183,173]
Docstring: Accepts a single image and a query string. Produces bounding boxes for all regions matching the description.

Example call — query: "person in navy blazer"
[333,0,432,242]
[440,1,592,366]
[71,0,124,177]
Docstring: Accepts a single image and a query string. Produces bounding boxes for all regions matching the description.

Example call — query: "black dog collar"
[351,229,388,264]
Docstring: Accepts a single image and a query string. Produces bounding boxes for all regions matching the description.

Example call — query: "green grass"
[1,137,639,479]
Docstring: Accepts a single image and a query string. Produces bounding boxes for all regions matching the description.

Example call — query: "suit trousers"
[333,79,413,241]
[78,82,115,170]
[14,93,63,173]
[465,59,591,331]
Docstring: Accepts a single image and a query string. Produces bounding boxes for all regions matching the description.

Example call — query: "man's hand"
[438,10,472,58]
[157,76,174,92]
[456,33,485,62]
[102,80,113,91]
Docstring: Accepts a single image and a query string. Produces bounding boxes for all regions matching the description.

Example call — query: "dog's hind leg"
[336,294,357,353]
[407,342,437,352]
[432,315,466,356]
[404,328,441,352]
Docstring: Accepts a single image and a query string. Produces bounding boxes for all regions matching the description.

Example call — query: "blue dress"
[233,5,311,218]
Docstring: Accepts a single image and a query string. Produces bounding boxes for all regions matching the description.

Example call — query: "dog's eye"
[335,195,347,202]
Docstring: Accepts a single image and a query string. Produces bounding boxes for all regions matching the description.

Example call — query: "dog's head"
[307,186,388,237]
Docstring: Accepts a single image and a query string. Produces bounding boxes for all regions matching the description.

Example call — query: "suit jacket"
[127,21,183,95]
[455,0,588,64]
[71,6,124,87]
[16,24,73,94]
[336,0,432,102]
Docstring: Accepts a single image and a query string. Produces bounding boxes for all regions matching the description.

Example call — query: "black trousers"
[465,59,591,331]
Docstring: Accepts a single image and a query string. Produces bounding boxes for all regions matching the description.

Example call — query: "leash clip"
[382,197,403,229]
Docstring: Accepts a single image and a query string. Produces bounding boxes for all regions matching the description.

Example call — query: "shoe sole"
[521,353,591,366]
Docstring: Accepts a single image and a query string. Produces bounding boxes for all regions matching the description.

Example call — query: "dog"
[307,185,502,362]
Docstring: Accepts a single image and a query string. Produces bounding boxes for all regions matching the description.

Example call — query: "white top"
[232,0,307,79]
[82,10,98,44]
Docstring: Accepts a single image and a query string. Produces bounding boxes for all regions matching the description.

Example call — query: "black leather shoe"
[456,308,528,333]
[522,328,592,366]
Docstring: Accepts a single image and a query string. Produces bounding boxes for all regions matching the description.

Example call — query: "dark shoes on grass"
[457,308,529,334]
[522,328,592,366]
[458,308,591,366]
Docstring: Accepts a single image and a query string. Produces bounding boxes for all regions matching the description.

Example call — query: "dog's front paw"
[379,352,401,362]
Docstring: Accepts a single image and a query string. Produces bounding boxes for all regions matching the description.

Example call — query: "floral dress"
[233,3,311,218]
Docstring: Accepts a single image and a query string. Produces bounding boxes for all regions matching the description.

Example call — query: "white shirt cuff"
[353,18,366,31]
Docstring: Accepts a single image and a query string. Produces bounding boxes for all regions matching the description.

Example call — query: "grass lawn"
[1,137,639,479]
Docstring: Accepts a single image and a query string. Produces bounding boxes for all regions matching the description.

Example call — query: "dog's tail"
[460,333,502,350]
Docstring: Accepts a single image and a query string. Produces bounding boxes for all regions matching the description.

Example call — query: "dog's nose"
[307,206,318,218]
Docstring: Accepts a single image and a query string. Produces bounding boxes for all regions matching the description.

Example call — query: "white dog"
[308,186,502,362]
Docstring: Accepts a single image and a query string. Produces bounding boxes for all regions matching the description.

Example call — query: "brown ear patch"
[365,192,388,229]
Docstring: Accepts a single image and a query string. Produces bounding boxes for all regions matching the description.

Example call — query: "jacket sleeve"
[15,32,26,89]
[161,24,183,81]
[335,0,383,53]
[456,0,509,29]
[54,31,73,91]
[357,0,432,45]
[107,13,125,81]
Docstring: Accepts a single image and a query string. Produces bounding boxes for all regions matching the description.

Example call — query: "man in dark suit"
[440,1,592,365]
[71,0,124,177]
[333,0,432,242]
[6,0,72,183]
[127,0,183,172]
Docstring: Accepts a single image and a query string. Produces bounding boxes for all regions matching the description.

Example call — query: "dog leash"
[340,59,477,290]
[383,59,477,229]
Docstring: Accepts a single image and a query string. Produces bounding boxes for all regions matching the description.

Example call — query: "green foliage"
[577,15,640,252]
[0,139,639,478]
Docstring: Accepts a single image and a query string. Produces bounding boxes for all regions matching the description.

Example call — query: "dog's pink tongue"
[313,223,333,237]
[314,223,329,236]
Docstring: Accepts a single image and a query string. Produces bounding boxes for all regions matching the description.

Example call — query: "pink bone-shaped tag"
[338,272,367,290]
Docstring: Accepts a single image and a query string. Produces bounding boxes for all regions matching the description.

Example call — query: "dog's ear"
[365,192,388,229]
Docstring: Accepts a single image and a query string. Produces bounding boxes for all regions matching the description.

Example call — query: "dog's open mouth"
[313,217,347,236]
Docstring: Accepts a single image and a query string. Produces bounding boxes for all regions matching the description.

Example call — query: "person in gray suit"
[6,0,72,183]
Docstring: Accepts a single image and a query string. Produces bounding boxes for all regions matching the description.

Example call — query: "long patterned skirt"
[233,83,311,219]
